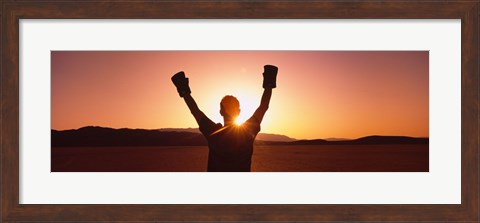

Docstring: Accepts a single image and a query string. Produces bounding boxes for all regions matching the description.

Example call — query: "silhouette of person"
[171,65,278,172]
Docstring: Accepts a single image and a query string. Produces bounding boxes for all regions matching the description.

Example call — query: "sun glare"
[235,118,243,126]
[235,94,258,124]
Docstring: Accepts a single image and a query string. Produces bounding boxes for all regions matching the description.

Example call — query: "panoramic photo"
[51,51,429,172]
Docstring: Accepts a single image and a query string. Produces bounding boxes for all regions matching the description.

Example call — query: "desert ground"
[52,144,428,172]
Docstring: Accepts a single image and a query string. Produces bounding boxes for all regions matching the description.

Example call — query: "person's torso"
[206,124,257,171]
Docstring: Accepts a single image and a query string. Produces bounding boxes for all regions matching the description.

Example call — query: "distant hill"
[324,137,350,141]
[52,126,207,147]
[281,136,428,145]
[289,139,329,145]
[157,128,200,133]
[52,126,428,147]
[158,128,297,142]
[350,135,428,144]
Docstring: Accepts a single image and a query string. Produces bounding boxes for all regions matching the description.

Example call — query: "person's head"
[220,95,240,119]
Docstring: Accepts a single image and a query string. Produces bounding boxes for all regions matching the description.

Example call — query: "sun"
[234,93,258,124]
[235,118,243,126]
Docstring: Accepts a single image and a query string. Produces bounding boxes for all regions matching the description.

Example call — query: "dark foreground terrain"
[52,144,428,172]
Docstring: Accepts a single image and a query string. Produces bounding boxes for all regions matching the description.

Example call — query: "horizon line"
[51,125,430,141]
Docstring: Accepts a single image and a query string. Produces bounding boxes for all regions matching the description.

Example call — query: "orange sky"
[51,51,428,139]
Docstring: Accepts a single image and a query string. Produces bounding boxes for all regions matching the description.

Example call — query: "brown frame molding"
[1,1,478,222]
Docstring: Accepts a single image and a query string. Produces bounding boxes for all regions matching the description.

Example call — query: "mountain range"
[51,126,428,147]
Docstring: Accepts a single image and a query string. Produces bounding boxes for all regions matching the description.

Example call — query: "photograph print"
[51,51,428,172]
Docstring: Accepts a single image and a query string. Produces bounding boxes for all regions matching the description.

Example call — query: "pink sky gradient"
[51,51,428,139]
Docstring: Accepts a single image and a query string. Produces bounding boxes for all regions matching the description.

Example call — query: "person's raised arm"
[171,71,205,125]
[252,65,278,124]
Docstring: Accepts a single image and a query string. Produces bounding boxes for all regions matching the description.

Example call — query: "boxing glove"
[171,71,191,97]
[263,65,278,89]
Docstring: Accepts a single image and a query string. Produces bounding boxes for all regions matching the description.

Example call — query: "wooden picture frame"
[1,1,478,222]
